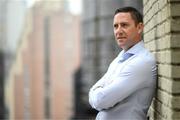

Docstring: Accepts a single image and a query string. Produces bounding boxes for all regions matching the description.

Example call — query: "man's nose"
[116,26,123,34]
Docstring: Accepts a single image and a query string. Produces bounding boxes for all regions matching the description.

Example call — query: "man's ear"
[137,23,144,34]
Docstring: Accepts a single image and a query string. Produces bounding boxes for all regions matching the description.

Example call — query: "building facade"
[143,0,180,119]
[4,0,80,119]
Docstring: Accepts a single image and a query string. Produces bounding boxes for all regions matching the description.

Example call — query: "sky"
[25,0,36,8]
[25,0,82,15]
[67,0,82,15]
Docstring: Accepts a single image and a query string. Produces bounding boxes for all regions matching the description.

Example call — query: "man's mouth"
[117,37,126,40]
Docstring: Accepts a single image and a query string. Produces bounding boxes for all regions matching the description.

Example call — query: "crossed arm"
[89,61,156,111]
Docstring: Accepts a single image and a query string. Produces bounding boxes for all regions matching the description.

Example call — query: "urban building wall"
[4,0,80,119]
[4,7,33,119]
[143,0,180,119]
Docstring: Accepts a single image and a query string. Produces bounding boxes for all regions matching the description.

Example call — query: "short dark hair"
[114,7,143,25]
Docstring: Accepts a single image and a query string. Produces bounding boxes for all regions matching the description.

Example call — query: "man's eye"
[121,23,128,27]
[114,24,118,28]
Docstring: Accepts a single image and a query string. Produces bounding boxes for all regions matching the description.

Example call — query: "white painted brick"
[144,0,152,17]
[156,21,168,38]
[158,77,180,94]
[161,5,170,22]
[156,35,171,50]
[153,14,158,27]
[150,96,180,120]
[143,22,149,33]
[158,64,180,78]
[149,7,155,21]
[171,34,180,48]
[158,0,168,10]
[171,96,180,109]
[144,43,151,51]
[153,1,159,15]
[143,0,148,5]
[156,51,171,63]
[143,13,149,25]
[144,0,180,119]
[156,89,171,107]
[144,21,149,33]
[158,77,172,93]
[157,11,162,24]
[164,19,171,34]
[146,9,152,23]
[172,65,180,78]
[171,111,180,119]
[158,64,171,78]
[171,18,180,32]
[156,23,164,38]
[151,98,170,119]
[144,28,156,42]
[168,0,180,1]
[148,106,165,120]
[171,50,180,64]
[167,110,180,119]
[144,40,156,51]
[152,91,180,119]
[172,81,180,94]
[162,22,167,36]
[143,0,150,15]
[170,3,180,17]
[144,17,156,33]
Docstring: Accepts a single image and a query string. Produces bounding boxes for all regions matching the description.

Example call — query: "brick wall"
[143,0,180,119]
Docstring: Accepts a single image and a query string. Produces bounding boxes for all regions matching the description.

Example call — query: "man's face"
[113,12,143,51]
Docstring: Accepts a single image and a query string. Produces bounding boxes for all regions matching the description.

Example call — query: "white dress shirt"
[89,41,157,120]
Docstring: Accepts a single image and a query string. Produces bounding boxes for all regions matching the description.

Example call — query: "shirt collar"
[125,40,144,55]
[118,40,144,62]
[121,40,144,54]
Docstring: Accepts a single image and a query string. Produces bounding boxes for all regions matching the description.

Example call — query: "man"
[89,7,157,120]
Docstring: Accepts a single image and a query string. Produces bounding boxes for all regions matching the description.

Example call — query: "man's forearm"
[92,85,103,90]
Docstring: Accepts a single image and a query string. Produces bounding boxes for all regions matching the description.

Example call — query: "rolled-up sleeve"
[89,59,156,111]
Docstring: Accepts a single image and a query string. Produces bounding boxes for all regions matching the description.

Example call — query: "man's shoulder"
[139,48,156,63]
[129,49,156,68]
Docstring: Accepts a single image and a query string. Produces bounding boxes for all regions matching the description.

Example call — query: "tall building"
[5,0,81,119]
